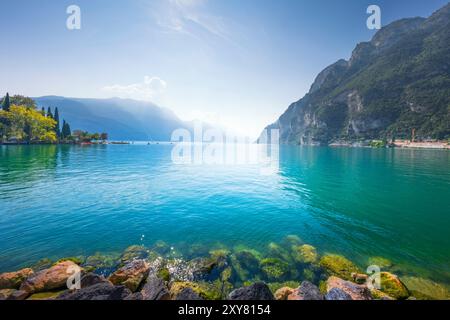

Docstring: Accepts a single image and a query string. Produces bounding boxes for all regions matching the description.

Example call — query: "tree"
[47,107,53,119]
[2,93,10,112]
[61,120,72,140]
[54,107,61,138]
[9,95,36,109]
[41,107,45,116]
[0,110,11,141]
[7,105,57,142]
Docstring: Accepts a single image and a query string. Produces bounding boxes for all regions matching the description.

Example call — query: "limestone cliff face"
[260,4,450,145]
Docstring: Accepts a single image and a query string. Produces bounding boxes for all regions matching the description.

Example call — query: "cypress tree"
[61,120,71,140]
[2,93,10,111]
[54,107,61,138]
[41,107,46,116]
[47,107,53,119]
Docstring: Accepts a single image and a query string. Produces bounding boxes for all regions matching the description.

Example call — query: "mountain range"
[259,3,450,145]
[34,96,189,141]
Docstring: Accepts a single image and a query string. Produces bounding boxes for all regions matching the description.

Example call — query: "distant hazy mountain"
[34,96,188,141]
[260,3,450,145]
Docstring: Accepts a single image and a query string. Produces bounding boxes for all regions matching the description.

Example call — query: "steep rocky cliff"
[260,4,450,145]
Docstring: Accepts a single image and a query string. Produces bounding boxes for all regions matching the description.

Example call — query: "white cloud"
[101,76,167,101]
[151,0,232,43]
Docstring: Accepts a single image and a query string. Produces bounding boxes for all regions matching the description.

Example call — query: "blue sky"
[1,0,448,138]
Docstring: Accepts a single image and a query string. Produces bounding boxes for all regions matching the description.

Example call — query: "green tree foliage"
[1,93,10,111]
[47,107,53,119]
[54,107,61,138]
[61,120,72,140]
[3,105,57,142]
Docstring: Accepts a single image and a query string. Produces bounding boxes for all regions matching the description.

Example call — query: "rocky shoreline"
[1,239,449,301]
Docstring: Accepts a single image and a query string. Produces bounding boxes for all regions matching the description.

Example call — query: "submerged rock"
[287,281,324,300]
[20,261,79,294]
[378,272,409,300]
[230,250,261,282]
[57,282,131,300]
[30,259,53,272]
[282,235,303,247]
[319,254,361,280]
[84,252,118,275]
[0,268,34,289]
[141,276,170,300]
[108,259,150,292]
[326,276,372,300]
[325,288,353,300]
[367,256,393,269]
[267,242,292,262]
[260,258,289,281]
[292,244,318,264]
[119,246,149,266]
[401,276,450,300]
[229,282,274,300]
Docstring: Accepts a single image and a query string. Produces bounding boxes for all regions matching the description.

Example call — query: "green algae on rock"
[170,281,222,300]
[292,244,318,264]
[319,254,361,280]
[367,257,393,269]
[260,258,289,281]
[378,272,410,300]
[401,276,450,300]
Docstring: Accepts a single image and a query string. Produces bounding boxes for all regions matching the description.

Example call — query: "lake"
[0,144,449,287]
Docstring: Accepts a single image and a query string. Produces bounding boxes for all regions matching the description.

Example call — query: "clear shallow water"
[0,144,449,285]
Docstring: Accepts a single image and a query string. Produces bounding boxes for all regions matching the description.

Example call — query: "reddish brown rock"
[0,268,34,289]
[108,259,150,292]
[20,261,79,294]
[326,276,373,300]
[274,287,295,300]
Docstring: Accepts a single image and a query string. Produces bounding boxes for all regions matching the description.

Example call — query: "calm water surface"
[0,144,449,284]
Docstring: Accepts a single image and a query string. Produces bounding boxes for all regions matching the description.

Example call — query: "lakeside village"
[0,93,108,146]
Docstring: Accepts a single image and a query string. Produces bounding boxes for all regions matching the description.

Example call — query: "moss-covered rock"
[401,276,450,300]
[260,258,289,281]
[267,242,292,262]
[367,256,393,269]
[267,281,300,294]
[370,288,394,300]
[230,249,261,282]
[292,244,318,264]
[30,258,53,272]
[152,241,171,256]
[54,256,85,266]
[282,235,303,247]
[378,272,410,300]
[319,254,361,280]
[27,290,65,300]
[170,281,222,300]
[119,245,149,266]
[302,268,315,282]
[84,252,119,275]
[0,268,34,289]
[157,267,170,282]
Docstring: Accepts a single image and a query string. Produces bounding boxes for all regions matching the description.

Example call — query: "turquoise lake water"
[0,144,449,285]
